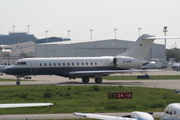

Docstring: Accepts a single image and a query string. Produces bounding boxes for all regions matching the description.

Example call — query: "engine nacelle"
[113,56,149,69]
[131,111,154,120]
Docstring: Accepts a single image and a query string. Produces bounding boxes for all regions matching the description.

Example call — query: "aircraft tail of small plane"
[118,34,180,60]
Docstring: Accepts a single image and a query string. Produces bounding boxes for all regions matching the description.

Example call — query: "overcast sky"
[0,0,180,48]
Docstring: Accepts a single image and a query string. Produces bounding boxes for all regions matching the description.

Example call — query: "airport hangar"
[35,39,165,61]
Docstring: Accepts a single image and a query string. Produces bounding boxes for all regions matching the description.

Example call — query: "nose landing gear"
[16,76,21,85]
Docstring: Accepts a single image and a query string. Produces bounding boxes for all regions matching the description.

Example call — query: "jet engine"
[113,56,149,69]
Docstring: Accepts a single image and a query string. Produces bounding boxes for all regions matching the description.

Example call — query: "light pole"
[13,25,15,33]
[45,30,49,39]
[114,29,118,39]
[28,25,30,34]
[90,29,93,40]
[163,26,168,61]
[45,30,49,57]
[68,30,71,38]
[138,28,142,37]
[163,26,168,49]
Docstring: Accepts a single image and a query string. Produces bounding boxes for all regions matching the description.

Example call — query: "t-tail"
[117,34,180,60]
[117,34,155,60]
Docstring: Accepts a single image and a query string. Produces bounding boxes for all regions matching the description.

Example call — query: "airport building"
[0,32,37,45]
[33,37,71,44]
[35,39,165,61]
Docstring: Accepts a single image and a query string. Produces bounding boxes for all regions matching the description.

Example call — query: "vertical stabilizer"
[117,34,155,60]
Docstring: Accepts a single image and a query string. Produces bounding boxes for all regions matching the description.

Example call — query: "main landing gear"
[82,77,102,84]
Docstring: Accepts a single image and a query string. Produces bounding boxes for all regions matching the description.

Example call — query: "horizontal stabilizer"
[145,37,180,40]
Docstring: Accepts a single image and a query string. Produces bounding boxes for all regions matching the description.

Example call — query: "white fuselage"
[160,103,180,120]
[3,56,148,78]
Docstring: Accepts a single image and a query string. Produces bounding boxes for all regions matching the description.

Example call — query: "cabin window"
[86,62,88,65]
[58,63,60,66]
[49,63,51,66]
[63,63,65,66]
[54,63,56,66]
[40,63,42,66]
[77,63,79,65]
[95,62,97,65]
[82,63,84,65]
[44,63,46,66]
[91,62,93,65]
[68,63,70,66]
[72,63,74,66]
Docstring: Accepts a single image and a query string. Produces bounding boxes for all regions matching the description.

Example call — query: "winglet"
[164,60,175,71]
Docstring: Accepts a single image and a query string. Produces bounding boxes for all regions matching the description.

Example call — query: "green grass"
[0,78,34,81]
[103,75,180,80]
[0,85,179,115]
[0,78,15,81]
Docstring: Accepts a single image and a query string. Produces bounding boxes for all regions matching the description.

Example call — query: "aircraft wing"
[73,112,137,120]
[69,69,161,76]
[0,103,53,108]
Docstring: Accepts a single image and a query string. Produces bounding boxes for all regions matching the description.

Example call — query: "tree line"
[166,48,180,62]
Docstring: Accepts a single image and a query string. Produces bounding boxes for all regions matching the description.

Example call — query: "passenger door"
[30,60,37,74]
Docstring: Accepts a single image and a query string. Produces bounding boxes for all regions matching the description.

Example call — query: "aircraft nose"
[3,67,14,75]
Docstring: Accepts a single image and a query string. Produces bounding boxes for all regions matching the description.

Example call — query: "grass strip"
[0,85,179,114]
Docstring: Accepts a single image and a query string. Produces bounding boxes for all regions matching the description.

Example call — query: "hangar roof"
[39,39,131,45]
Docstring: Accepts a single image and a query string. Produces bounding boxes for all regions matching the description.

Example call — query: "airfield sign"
[108,92,132,99]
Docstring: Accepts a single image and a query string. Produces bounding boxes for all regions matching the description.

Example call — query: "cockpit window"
[15,62,26,65]
[173,110,177,115]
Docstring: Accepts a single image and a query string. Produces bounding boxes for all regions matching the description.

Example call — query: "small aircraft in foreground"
[74,111,154,120]
[160,103,180,120]
[0,103,53,108]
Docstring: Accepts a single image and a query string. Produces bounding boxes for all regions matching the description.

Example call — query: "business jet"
[3,34,179,85]
[74,111,154,120]
[160,103,180,120]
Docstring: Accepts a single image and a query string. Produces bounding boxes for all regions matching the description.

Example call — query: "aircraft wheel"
[16,81,20,85]
[82,77,89,83]
[95,78,102,83]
